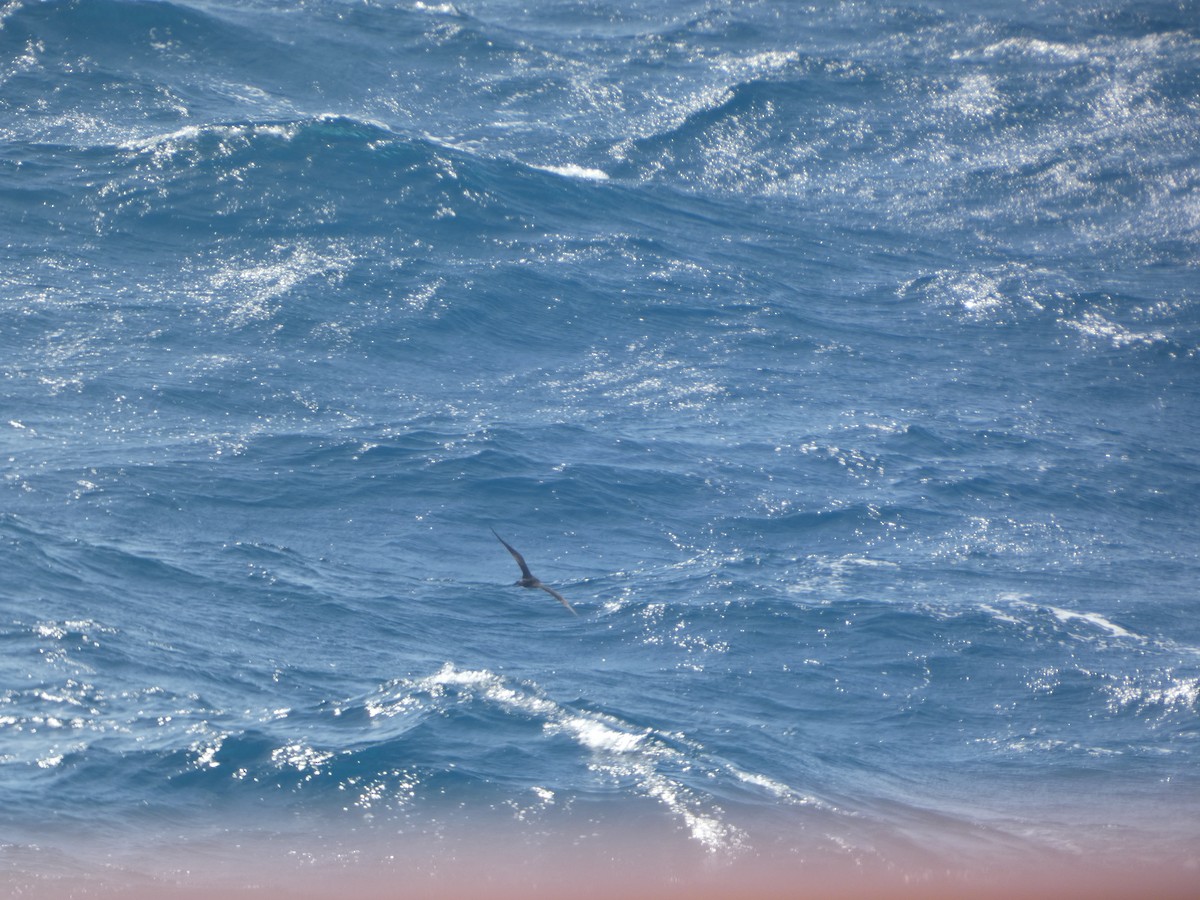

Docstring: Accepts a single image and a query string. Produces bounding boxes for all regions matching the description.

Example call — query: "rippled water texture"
[2,0,1198,896]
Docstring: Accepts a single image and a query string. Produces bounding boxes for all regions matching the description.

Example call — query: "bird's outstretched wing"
[492,528,579,616]
[537,582,579,616]
[491,528,534,581]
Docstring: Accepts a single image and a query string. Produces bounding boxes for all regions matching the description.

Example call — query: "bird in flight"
[491,528,579,616]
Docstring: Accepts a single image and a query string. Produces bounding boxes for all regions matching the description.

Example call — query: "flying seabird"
[491,528,579,616]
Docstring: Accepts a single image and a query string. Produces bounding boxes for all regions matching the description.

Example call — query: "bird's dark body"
[491,529,579,615]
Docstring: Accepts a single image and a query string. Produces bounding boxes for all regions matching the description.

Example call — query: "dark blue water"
[3,0,1199,894]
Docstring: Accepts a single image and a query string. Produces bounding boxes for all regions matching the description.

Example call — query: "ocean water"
[2,0,1199,895]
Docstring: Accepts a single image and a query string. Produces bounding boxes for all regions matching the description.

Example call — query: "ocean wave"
[1,113,634,253]
[3,0,1199,885]
[354,662,837,851]
[610,74,828,193]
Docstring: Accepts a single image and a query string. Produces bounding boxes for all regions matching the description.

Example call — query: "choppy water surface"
[2,0,1198,895]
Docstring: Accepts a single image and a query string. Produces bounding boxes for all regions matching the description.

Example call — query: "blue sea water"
[2,0,1199,894]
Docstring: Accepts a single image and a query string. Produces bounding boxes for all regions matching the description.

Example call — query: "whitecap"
[1046,606,1139,639]
[532,163,610,181]
[978,604,1022,626]
[363,662,834,853]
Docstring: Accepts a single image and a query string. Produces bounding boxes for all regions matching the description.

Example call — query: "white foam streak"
[978,604,1021,626]
[724,762,824,808]
[371,662,807,853]
[986,598,1142,641]
[532,162,609,181]
[1047,606,1138,639]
